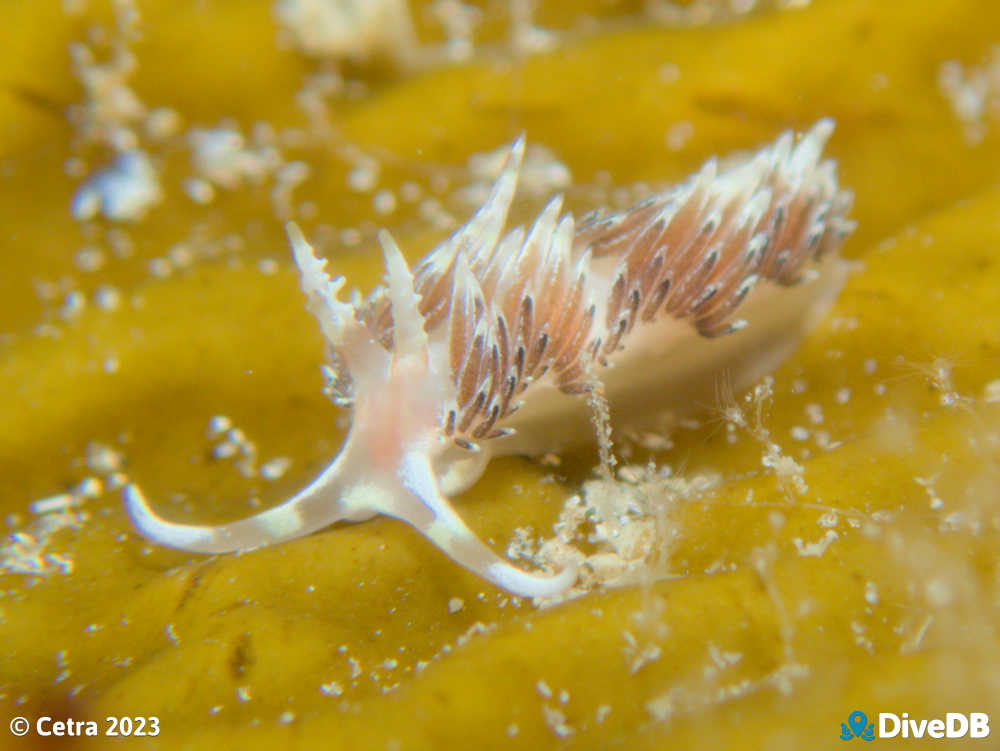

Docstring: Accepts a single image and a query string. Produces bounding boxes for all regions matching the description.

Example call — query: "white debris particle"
[925,577,953,607]
[29,494,80,515]
[430,0,480,61]
[864,580,879,606]
[236,685,252,702]
[915,474,944,510]
[558,689,569,705]
[535,679,553,699]
[595,704,611,724]
[373,189,397,215]
[761,445,808,494]
[624,629,662,674]
[938,47,1000,145]
[864,358,878,375]
[272,161,311,218]
[208,415,233,437]
[188,126,280,189]
[277,710,295,725]
[74,477,103,499]
[447,597,464,613]
[900,614,934,654]
[340,227,362,247]
[790,425,809,441]
[144,106,182,140]
[72,150,163,222]
[169,244,194,269]
[148,258,173,278]
[60,291,87,320]
[1,510,85,575]
[805,403,824,424]
[258,258,279,275]
[541,705,574,738]
[94,285,122,311]
[348,657,362,679]
[509,0,555,55]
[347,163,379,192]
[184,177,215,204]
[706,643,742,671]
[505,723,519,737]
[260,457,292,480]
[319,681,343,697]
[835,387,851,404]
[212,441,238,460]
[645,694,674,722]
[380,658,398,671]
[400,181,421,202]
[983,378,1000,403]
[454,620,497,647]
[74,246,106,272]
[817,511,839,528]
[275,0,417,63]
[164,623,180,645]
[665,121,694,151]
[792,529,839,557]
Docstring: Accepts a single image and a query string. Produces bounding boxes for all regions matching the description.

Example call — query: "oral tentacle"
[122,448,367,553]
[396,449,577,599]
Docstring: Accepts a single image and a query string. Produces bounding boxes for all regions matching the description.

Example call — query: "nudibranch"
[125,120,855,598]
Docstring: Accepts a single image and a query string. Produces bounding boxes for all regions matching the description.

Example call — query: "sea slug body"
[125,121,855,598]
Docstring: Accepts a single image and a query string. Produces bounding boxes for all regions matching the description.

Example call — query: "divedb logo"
[841,710,990,741]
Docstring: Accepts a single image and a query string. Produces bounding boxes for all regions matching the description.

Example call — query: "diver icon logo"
[841,711,875,741]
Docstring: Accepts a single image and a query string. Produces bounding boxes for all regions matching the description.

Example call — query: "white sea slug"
[125,120,855,598]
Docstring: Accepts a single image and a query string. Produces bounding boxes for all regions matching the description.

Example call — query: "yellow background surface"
[2,1,999,748]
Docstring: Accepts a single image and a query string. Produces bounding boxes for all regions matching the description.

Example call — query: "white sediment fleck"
[260,457,292,480]
[938,47,1000,145]
[72,150,162,222]
[666,121,694,151]
[29,494,79,515]
[864,580,879,606]
[790,425,810,441]
[188,126,280,189]
[541,704,574,738]
[792,529,839,557]
[275,0,417,62]
[94,285,122,311]
[184,177,215,204]
[208,415,233,437]
[373,189,397,215]
[74,246,106,272]
[983,378,1000,403]
[347,163,379,193]
[319,681,343,697]
[2,510,86,576]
